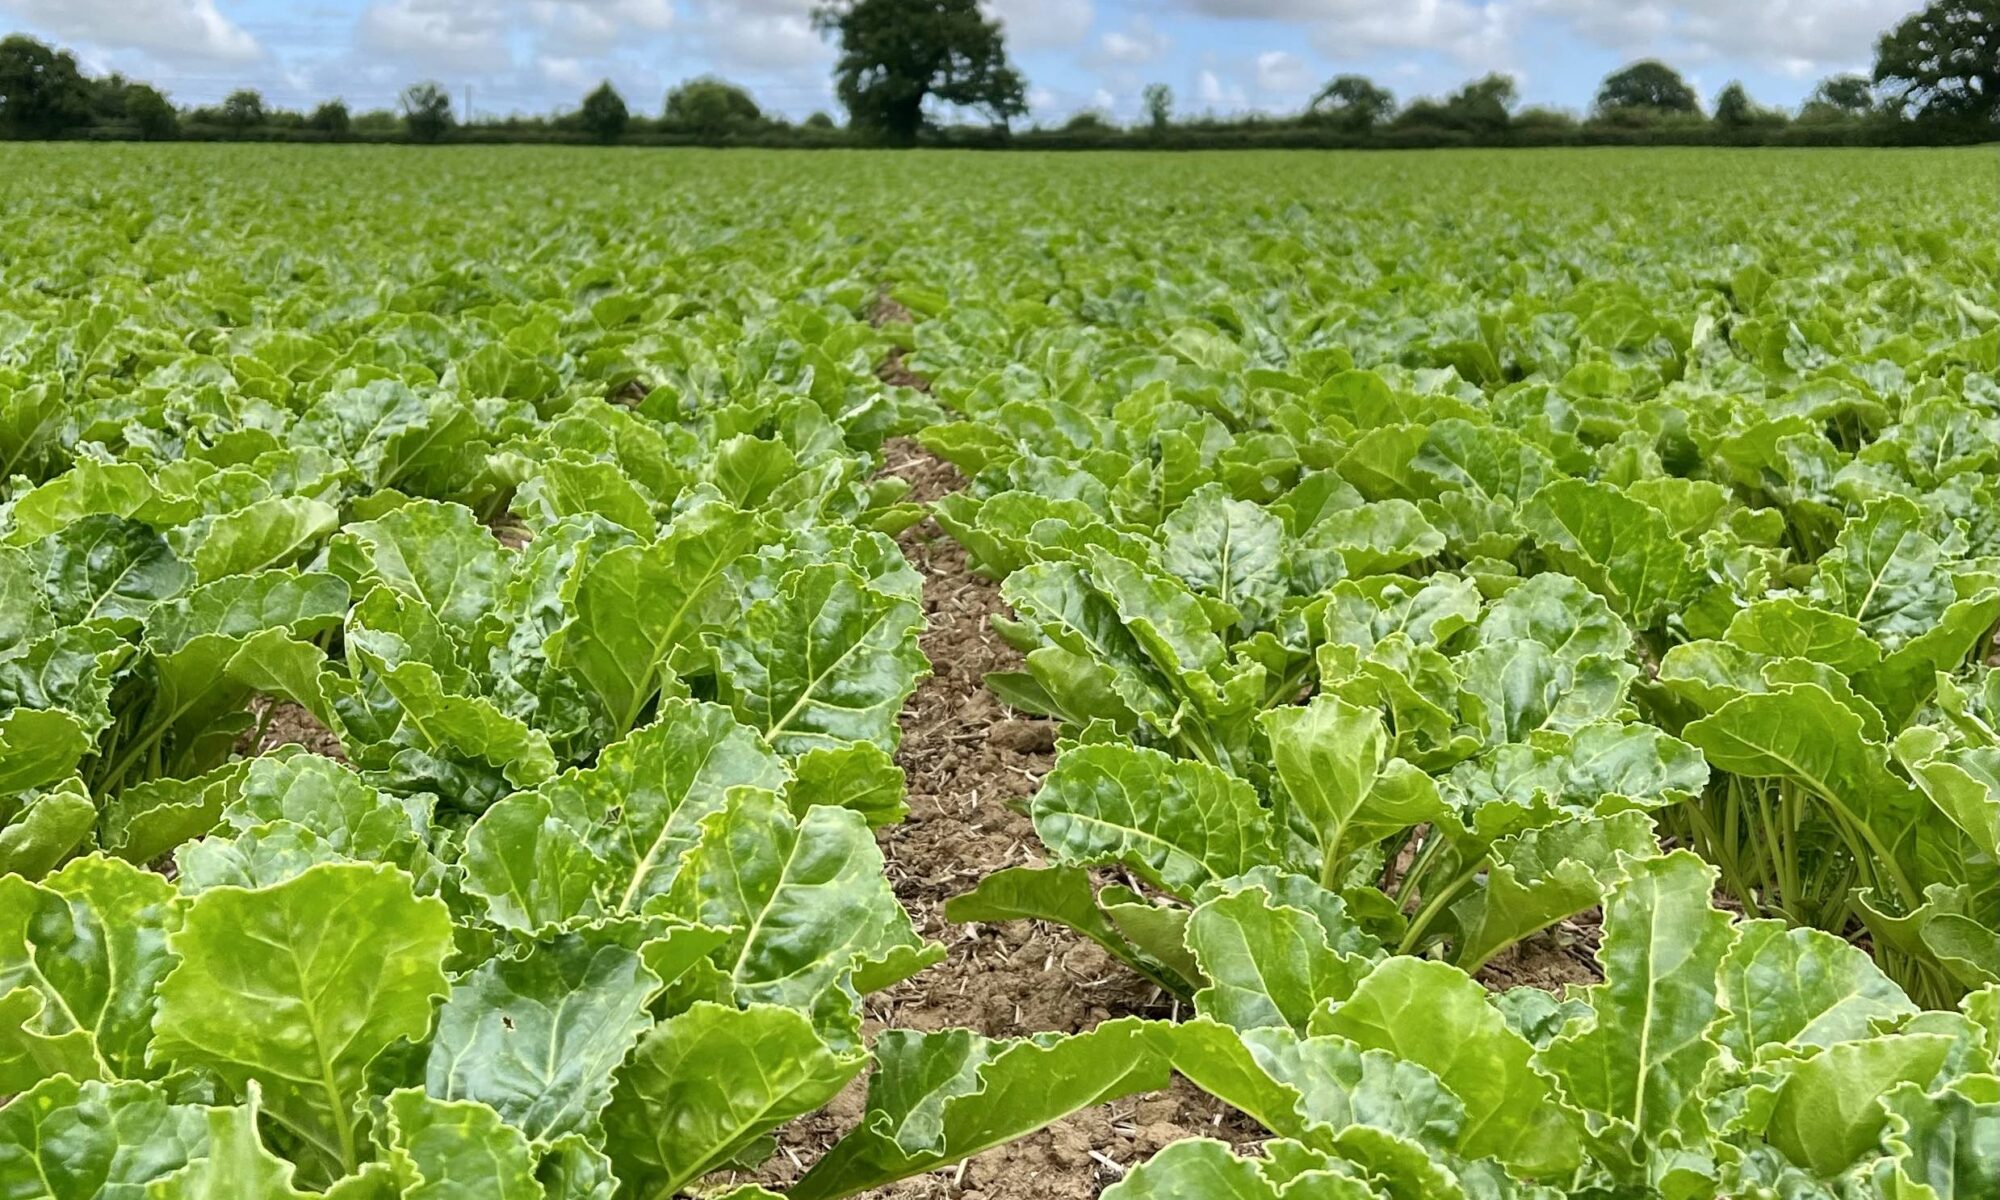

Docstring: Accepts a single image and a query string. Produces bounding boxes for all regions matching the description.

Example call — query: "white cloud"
[529,1,675,55]
[357,0,511,73]
[0,0,260,63]
[1195,67,1247,109]
[1309,1,1511,65]
[985,0,1095,50]
[1100,16,1168,65]
[1531,0,1917,73]
[1254,49,1310,94]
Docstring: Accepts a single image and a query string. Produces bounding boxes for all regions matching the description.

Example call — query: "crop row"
[0,145,1995,1199]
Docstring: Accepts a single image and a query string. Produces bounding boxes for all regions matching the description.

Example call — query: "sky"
[0,1,1928,124]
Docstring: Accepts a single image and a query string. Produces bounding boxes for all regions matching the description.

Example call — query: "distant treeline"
[4,0,1995,151]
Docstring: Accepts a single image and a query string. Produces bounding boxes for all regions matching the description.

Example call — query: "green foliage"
[814,0,1028,145]
[662,76,761,137]
[1308,74,1396,131]
[1596,59,1702,115]
[399,81,452,143]
[578,81,629,142]
[0,35,94,136]
[0,140,1997,1200]
[306,99,350,136]
[1872,0,2000,125]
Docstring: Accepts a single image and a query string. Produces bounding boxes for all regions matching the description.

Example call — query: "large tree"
[220,88,266,129]
[1873,0,1999,124]
[579,81,629,142]
[0,35,95,137]
[1801,73,1875,119]
[1142,82,1172,133]
[400,82,453,143]
[126,84,178,140]
[1308,74,1394,131]
[663,77,762,138]
[813,0,1026,146]
[307,99,351,136]
[1594,60,1701,115]
[1445,72,1517,132]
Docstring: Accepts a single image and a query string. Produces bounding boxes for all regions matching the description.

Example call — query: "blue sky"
[0,1,1926,123]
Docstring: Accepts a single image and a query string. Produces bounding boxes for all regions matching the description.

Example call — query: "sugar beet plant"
[2,144,1996,1199]
[892,149,1996,1190]
[0,146,951,1197]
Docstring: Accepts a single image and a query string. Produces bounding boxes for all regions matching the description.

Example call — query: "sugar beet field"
[0,143,1996,1198]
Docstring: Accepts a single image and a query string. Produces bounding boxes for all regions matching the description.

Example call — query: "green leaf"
[0,854,177,1091]
[660,792,929,1033]
[1101,1138,1371,1200]
[512,457,656,536]
[1873,1078,2000,1200]
[1240,1025,1468,1151]
[1538,852,1734,1169]
[788,1018,1172,1200]
[424,924,669,1144]
[1809,497,1956,644]
[1455,640,1636,746]
[110,767,275,866]
[783,740,907,828]
[1471,572,1631,665]
[151,862,453,1180]
[1293,499,1445,585]
[0,1076,212,1198]
[201,753,438,886]
[0,780,95,880]
[328,500,508,634]
[1029,744,1276,901]
[1162,484,1288,627]
[1684,683,1928,907]
[553,504,759,736]
[1724,597,1880,676]
[6,461,167,546]
[602,1001,866,1199]
[1320,574,1481,654]
[1716,920,1918,1059]
[1767,1034,1956,1177]
[190,497,339,584]
[1185,887,1372,1035]
[462,699,786,932]
[707,562,926,755]
[381,1089,541,1200]
[1895,726,1999,859]
[944,865,1196,995]
[1519,479,1699,627]
[146,1087,329,1199]
[1001,560,1174,727]
[35,515,193,630]
[1261,694,1444,877]
[1314,956,1582,1176]
[1448,811,1659,970]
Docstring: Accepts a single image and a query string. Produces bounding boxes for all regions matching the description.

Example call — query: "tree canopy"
[0,35,94,136]
[1308,75,1395,131]
[1595,60,1701,114]
[1713,82,1757,126]
[580,81,629,142]
[400,82,452,143]
[663,77,762,137]
[1872,0,1999,124]
[220,88,266,129]
[307,99,350,135]
[813,0,1026,145]
[1803,74,1875,118]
